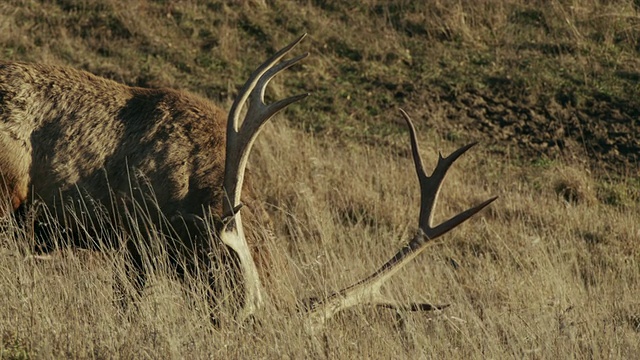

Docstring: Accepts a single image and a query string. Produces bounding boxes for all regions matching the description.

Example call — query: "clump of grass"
[549,165,597,205]
[597,179,639,208]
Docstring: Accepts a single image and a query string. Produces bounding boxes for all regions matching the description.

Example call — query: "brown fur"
[0,62,227,214]
[0,61,267,294]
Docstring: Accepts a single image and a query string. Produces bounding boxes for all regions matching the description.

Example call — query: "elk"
[0,34,496,328]
[0,35,309,322]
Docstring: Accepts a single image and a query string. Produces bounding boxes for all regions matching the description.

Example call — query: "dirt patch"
[427,88,639,175]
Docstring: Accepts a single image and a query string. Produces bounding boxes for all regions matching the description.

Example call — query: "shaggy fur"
[0,61,267,303]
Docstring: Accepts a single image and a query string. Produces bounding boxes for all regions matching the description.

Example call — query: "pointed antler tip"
[459,142,478,153]
[399,109,418,136]
[399,108,412,122]
[291,33,308,46]
[472,195,499,214]
[444,141,478,162]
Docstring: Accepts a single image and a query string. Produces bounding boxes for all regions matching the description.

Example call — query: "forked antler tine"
[402,108,470,230]
[368,110,496,285]
[240,54,310,146]
[236,73,309,197]
[228,33,307,133]
[223,34,308,211]
[239,54,310,143]
[250,53,309,106]
[400,109,497,239]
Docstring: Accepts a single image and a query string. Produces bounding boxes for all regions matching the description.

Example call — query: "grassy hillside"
[1,1,639,358]
[3,0,639,173]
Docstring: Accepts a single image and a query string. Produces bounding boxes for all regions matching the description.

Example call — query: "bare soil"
[419,86,640,175]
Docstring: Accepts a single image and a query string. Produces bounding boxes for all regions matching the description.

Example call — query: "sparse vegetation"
[0,0,638,358]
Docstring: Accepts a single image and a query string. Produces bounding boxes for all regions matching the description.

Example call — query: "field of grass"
[1,0,639,358]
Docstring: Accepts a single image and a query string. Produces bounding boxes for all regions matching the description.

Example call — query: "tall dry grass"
[1,0,639,358]
[1,119,639,358]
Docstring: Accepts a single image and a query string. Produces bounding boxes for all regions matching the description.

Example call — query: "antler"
[220,34,309,321]
[303,109,497,331]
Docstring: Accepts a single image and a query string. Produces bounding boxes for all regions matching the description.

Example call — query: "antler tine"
[400,108,428,185]
[304,109,496,332]
[247,53,310,119]
[240,54,309,137]
[227,33,307,133]
[400,109,497,239]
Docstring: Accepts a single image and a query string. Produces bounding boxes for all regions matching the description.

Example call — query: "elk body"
[0,64,230,230]
[0,35,496,330]
[0,56,243,298]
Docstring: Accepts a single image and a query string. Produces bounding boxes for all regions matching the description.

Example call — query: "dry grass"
[1,122,638,358]
[1,0,639,359]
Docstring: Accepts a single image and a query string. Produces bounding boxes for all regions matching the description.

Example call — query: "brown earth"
[415,86,640,176]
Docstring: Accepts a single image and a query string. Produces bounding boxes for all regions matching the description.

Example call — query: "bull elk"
[0,34,496,330]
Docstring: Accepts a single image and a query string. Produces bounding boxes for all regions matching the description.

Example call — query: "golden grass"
[1,120,639,358]
[1,0,639,358]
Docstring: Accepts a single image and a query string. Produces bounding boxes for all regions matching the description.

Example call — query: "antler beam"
[220,34,309,322]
